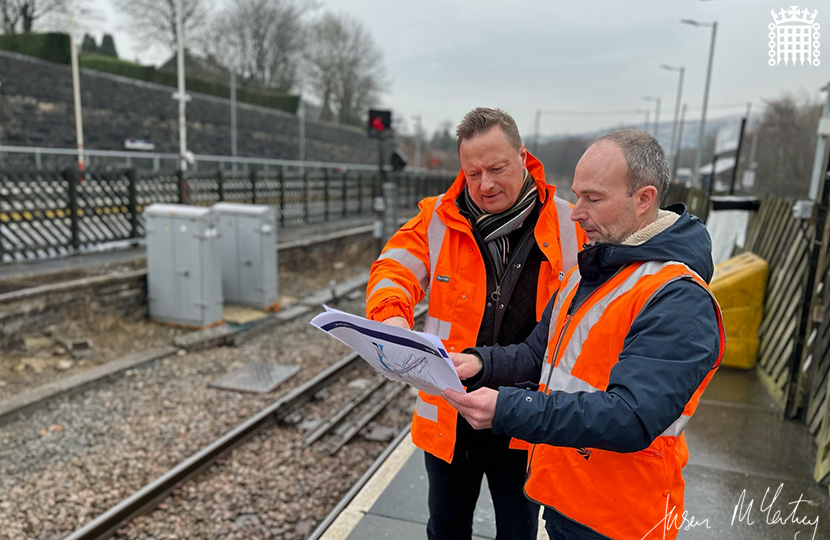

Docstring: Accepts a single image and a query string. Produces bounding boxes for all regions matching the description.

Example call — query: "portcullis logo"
[769,6,820,66]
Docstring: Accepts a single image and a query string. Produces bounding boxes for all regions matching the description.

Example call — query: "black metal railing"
[0,168,453,263]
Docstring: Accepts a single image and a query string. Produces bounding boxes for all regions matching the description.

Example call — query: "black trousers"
[424,417,539,540]
[542,508,610,540]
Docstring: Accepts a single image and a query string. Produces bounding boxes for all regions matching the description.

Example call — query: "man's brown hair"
[596,129,670,201]
[456,107,522,152]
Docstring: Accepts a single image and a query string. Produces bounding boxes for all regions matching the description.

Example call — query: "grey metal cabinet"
[212,203,278,310]
[144,203,223,327]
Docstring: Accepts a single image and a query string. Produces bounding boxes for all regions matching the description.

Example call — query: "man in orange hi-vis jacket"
[444,129,724,540]
[366,107,584,540]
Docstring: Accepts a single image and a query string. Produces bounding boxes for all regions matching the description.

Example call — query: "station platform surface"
[0,215,383,283]
[320,367,830,540]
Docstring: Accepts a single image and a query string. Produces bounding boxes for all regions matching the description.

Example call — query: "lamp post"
[230,71,237,170]
[412,114,422,171]
[660,64,685,177]
[69,10,85,173]
[682,18,718,188]
[642,96,661,138]
[532,109,542,153]
[174,0,190,172]
[298,99,306,165]
[635,109,651,132]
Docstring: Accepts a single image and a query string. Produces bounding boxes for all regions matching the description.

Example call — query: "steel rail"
[62,303,428,540]
[323,381,407,455]
[301,376,386,448]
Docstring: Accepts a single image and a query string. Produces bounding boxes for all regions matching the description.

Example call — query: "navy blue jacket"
[468,204,722,452]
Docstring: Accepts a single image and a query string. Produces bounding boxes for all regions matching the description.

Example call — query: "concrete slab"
[346,513,494,540]
[320,367,830,540]
[364,449,497,539]
[686,402,818,481]
[682,464,827,540]
[701,366,779,412]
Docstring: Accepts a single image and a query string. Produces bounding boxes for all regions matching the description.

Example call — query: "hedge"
[0,32,70,64]
[0,34,299,114]
[79,54,299,114]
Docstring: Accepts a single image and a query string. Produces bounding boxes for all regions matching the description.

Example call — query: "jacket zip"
[490,224,539,343]
[467,209,540,346]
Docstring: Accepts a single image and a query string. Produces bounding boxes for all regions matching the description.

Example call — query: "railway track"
[0,220,419,539]
[60,304,426,540]
[0,272,372,425]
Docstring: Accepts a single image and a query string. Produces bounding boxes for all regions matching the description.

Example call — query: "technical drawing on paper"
[372,341,440,392]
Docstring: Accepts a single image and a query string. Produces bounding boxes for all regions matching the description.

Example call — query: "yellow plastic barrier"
[709,252,768,369]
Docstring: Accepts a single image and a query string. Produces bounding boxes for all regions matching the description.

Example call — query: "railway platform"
[0,215,384,284]
[318,367,830,540]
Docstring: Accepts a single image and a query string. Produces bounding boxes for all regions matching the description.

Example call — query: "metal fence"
[0,145,453,175]
[0,168,453,263]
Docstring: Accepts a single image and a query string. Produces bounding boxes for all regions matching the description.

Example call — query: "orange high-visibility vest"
[366,153,583,463]
[524,261,724,540]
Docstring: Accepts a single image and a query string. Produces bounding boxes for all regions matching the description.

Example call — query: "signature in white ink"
[640,496,710,540]
[732,483,820,540]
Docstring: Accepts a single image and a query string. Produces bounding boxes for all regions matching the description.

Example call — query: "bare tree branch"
[1,0,70,33]
[304,11,387,125]
[115,0,212,54]
[753,93,822,197]
[202,0,313,93]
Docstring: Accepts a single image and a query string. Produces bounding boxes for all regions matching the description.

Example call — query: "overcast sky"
[91,0,828,139]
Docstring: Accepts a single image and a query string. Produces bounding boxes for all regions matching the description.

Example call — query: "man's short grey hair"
[596,129,670,200]
[456,107,522,152]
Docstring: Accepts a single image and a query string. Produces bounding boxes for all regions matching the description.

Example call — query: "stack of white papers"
[310,306,465,396]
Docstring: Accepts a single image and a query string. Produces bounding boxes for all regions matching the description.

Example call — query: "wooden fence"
[668,162,830,493]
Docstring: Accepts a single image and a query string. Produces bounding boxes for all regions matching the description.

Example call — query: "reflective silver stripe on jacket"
[659,414,691,438]
[547,368,598,394]
[423,195,450,337]
[542,260,707,438]
[377,248,429,292]
[552,261,686,378]
[539,270,582,384]
[424,315,452,340]
[368,278,413,303]
[427,194,447,283]
[553,196,579,273]
[551,269,582,327]
[415,394,439,422]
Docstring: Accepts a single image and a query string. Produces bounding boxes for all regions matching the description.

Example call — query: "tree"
[534,135,592,188]
[304,11,386,126]
[429,121,456,153]
[751,93,822,197]
[80,32,96,52]
[1,0,68,33]
[79,33,118,58]
[202,0,312,93]
[99,33,117,57]
[115,0,212,54]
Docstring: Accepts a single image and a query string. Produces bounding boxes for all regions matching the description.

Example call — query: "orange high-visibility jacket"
[366,153,583,463]
[524,261,725,540]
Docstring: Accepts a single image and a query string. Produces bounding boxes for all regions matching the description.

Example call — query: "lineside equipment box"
[709,252,769,369]
[212,203,279,310]
[144,203,223,327]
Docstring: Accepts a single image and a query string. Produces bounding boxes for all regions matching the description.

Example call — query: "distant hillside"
[538,115,744,150]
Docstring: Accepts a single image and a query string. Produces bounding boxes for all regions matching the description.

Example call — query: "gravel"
[0,238,377,403]
[0,273,416,540]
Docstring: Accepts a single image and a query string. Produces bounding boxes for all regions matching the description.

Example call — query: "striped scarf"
[461,171,538,279]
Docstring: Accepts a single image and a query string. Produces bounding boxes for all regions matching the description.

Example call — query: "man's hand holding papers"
[310,307,465,396]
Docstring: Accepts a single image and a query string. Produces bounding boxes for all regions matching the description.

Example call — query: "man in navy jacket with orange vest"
[444,129,724,540]
[366,108,584,539]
